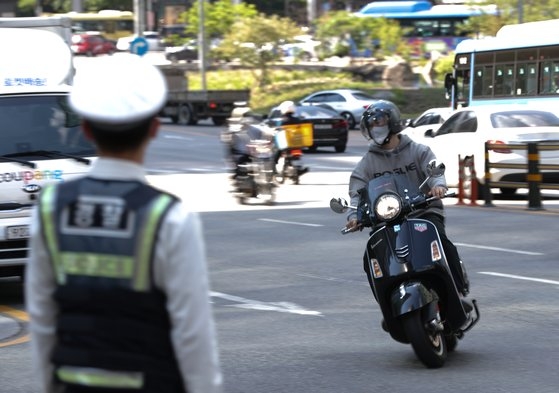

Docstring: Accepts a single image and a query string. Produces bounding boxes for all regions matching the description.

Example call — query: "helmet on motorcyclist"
[360,100,402,145]
[278,100,296,116]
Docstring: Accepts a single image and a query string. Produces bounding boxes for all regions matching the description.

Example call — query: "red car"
[71,33,116,56]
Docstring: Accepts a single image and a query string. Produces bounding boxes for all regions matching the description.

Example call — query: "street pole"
[134,0,146,36]
[72,0,83,12]
[199,0,207,90]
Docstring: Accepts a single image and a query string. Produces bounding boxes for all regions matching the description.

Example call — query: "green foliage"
[183,0,258,39]
[434,54,455,77]
[461,0,559,37]
[17,0,36,16]
[187,68,447,117]
[213,14,303,87]
[313,11,411,59]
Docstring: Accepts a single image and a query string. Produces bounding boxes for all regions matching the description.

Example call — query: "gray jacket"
[348,134,447,219]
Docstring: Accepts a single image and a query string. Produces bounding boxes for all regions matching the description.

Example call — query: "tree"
[462,0,559,37]
[214,13,303,87]
[182,0,258,39]
[313,11,411,59]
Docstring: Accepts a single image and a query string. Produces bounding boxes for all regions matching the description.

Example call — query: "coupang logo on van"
[0,169,64,185]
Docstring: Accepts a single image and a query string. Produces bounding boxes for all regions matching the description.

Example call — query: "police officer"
[25,55,223,393]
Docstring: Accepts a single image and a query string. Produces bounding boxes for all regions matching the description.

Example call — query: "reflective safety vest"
[39,177,186,392]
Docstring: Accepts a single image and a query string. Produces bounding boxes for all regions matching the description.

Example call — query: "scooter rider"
[271,101,309,177]
[346,100,471,300]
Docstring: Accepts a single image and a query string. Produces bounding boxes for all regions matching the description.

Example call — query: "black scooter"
[330,162,479,368]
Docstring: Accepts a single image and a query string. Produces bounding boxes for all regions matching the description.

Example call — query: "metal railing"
[483,141,559,210]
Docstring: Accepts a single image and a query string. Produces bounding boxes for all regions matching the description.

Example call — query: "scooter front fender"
[391,281,436,317]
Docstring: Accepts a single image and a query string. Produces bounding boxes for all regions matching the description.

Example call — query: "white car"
[401,107,454,140]
[280,34,321,61]
[116,31,161,52]
[299,89,379,129]
[414,105,559,195]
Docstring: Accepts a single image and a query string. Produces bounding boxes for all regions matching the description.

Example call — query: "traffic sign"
[130,37,148,56]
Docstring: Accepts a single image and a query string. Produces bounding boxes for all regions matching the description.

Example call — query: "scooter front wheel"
[402,309,447,368]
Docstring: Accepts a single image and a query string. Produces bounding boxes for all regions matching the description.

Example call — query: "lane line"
[211,291,323,317]
[0,306,30,348]
[455,242,543,256]
[0,334,30,348]
[479,271,559,285]
[0,305,29,322]
[258,218,323,227]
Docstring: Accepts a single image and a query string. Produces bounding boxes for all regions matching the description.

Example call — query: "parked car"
[71,33,116,56]
[116,31,162,52]
[401,106,454,140]
[414,105,559,195]
[165,42,197,62]
[280,34,320,61]
[298,89,379,129]
[266,104,349,153]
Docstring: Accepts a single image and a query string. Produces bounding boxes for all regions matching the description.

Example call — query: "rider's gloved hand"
[429,186,447,199]
[346,218,362,232]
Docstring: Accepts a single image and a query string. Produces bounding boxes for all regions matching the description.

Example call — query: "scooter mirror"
[330,197,348,214]
[426,160,446,177]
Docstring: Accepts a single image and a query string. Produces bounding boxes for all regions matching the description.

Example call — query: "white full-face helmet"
[278,100,296,115]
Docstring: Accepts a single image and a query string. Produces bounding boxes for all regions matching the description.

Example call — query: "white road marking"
[455,242,543,256]
[211,291,323,317]
[258,218,323,227]
[479,272,559,285]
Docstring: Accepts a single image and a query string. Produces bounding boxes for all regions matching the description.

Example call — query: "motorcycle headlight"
[375,193,402,221]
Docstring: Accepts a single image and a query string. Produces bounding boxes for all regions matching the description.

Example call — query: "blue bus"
[355,1,497,55]
[446,19,559,110]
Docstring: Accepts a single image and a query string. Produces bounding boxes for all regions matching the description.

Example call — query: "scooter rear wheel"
[402,309,447,368]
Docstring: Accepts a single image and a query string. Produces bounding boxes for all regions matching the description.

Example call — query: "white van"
[0,22,95,279]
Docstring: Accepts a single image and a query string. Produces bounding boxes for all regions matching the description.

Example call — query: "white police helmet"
[69,54,167,130]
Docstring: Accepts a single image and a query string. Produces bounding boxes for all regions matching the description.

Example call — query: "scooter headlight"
[375,193,402,221]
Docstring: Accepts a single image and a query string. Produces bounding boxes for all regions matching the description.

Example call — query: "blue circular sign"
[130,37,148,56]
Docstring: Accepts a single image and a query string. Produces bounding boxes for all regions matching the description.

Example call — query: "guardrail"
[483,141,559,210]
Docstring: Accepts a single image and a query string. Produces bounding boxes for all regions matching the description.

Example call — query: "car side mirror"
[424,129,434,137]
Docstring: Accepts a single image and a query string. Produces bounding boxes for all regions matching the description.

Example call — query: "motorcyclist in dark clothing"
[346,100,471,303]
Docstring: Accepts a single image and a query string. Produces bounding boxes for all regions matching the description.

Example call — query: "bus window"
[473,66,493,97]
[494,65,514,96]
[539,63,559,94]
[516,64,537,96]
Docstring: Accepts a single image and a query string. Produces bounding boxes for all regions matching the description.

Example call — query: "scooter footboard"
[390,281,436,317]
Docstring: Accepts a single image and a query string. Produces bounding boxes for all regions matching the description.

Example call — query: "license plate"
[314,124,332,129]
[6,225,30,240]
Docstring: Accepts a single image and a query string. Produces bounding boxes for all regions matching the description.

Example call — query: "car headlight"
[375,193,402,221]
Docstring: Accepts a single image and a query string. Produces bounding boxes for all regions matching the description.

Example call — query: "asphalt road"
[1,121,558,393]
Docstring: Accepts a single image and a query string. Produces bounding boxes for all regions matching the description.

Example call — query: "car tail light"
[487,140,512,154]
[334,120,348,129]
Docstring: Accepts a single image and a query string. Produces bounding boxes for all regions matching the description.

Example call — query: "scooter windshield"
[365,174,419,204]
